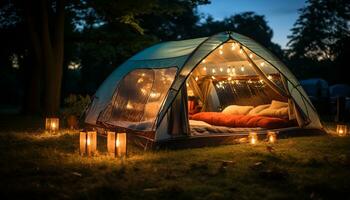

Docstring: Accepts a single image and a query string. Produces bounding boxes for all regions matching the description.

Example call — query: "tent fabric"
[84,31,323,142]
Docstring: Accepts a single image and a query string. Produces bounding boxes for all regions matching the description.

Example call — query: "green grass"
[1,128,350,200]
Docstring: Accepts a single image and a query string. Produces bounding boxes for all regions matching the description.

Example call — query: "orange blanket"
[190,112,294,129]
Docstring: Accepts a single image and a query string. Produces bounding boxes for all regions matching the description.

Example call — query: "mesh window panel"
[107,67,177,131]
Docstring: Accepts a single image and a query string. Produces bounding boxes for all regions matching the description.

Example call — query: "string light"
[202,59,206,63]
[231,43,236,50]
[219,45,223,50]
[239,49,243,54]
[249,53,253,58]
[267,75,273,80]
[247,79,253,84]
[240,66,245,72]
[227,67,231,73]
[212,68,216,74]
[186,83,189,87]
[211,76,216,80]
[203,66,207,71]
[219,67,223,72]
[259,79,264,83]
[260,62,265,67]
[195,76,199,81]
[219,50,223,55]
[228,77,232,81]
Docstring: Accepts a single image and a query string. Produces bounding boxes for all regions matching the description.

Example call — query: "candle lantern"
[80,131,97,156]
[107,131,127,157]
[45,118,59,132]
[249,132,258,145]
[267,131,277,143]
[336,125,348,136]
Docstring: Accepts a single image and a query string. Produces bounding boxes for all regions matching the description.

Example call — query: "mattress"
[190,120,264,136]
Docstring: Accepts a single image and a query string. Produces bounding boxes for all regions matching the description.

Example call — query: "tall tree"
[287,0,349,60]
[287,0,350,83]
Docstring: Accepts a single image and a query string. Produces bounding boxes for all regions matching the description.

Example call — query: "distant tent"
[300,79,329,100]
[329,84,350,97]
[84,32,324,148]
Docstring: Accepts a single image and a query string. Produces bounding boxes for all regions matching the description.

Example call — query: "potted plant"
[62,94,91,129]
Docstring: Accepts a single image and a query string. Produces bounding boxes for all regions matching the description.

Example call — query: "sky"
[197,0,306,49]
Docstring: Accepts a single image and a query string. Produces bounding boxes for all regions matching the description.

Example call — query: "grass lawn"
[1,128,350,200]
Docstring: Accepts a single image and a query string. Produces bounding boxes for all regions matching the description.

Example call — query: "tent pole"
[241,47,289,98]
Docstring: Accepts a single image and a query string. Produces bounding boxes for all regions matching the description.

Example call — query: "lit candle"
[249,132,258,145]
[267,131,277,143]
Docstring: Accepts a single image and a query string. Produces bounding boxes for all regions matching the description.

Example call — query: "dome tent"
[84,32,324,148]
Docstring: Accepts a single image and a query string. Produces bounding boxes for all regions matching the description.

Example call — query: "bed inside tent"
[182,40,298,136]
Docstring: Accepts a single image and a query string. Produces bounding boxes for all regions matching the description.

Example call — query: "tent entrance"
[184,40,298,135]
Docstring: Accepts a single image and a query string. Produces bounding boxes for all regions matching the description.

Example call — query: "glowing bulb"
[231,43,236,50]
[195,76,198,81]
[227,68,231,73]
[259,79,264,83]
[211,76,216,80]
[260,62,265,67]
[249,53,253,58]
[116,139,120,147]
[51,123,56,129]
[267,75,273,80]
[219,67,223,72]
[212,68,216,74]
[219,50,223,55]
[202,59,206,63]
[251,138,256,145]
[228,77,232,81]
[186,83,189,87]
[141,73,145,77]
[137,78,144,83]
[203,67,207,71]
[219,45,223,49]
[239,49,243,54]
[240,66,245,72]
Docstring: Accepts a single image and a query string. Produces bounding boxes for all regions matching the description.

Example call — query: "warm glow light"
[249,132,258,145]
[186,83,189,87]
[107,132,127,158]
[212,68,216,74]
[126,102,134,109]
[203,67,207,71]
[80,131,97,156]
[219,50,223,55]
[240,66,245,72]
[202,59,206,63]
[141,73,145,76]
[267,131,277,143]
[219,67,223,72]
[267,75,273,80]
[219,45,223,49]
[211,76,216,80]
[137,78,144,83]
[260,62,265,67]
[227,68,231,73]
[336,125,348,136]
[228,77,232,81]
[231,43,236,50]
[45,118,59,132]
[249,53,253,58]
[150,92,160,98]
[239,49,243,54]
[195,76,199,81]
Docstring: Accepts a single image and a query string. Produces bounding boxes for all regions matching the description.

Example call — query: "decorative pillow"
[270,100,288,109]
[248,104,270,115]
[222,105,254,115]
[189,120,212,127]
[258,107,289,119]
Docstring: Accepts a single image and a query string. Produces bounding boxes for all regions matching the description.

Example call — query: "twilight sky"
[197,0,306,49]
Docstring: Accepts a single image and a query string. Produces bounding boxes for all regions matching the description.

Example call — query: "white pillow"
[222,105,254,115]
[259,107,289,118]
[270,100,288,109]
[189,120,212,127]
[248,104,270,115]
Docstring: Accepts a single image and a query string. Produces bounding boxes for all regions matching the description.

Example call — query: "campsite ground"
[0,116,350,199]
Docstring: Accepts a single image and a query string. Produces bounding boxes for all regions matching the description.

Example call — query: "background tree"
[287,0,350,84]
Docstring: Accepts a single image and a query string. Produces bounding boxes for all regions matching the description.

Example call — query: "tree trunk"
[25,0,65,116]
